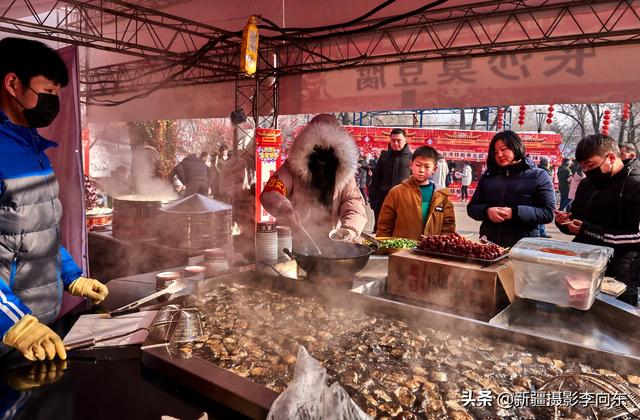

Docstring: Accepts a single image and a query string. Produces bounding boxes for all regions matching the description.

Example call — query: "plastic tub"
[509,238,614,310]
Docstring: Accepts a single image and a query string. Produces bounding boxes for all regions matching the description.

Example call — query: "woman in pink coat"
[261,114,367,241]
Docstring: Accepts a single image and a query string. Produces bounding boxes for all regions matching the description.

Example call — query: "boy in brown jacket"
[376,146,456,240]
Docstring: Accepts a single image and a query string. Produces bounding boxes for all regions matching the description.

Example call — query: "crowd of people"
[277,122,636,305]
[169,144,232,198]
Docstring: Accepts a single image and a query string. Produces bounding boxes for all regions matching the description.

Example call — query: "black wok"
[283,241,374,279]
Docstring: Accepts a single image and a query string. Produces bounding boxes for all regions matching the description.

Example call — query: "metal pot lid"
[159,193,231,214]
[113,194,176,203]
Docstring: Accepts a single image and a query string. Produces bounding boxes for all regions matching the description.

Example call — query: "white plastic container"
[509,238,614,310]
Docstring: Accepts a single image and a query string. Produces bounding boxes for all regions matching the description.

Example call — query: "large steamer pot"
[112,196,172,240]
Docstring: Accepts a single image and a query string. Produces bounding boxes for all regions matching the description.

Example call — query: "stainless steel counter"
[490,293,640,359]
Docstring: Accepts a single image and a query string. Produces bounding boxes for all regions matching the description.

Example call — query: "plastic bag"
[267,346,371,420]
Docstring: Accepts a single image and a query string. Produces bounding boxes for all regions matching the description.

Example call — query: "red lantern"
[602,109,612,132]
[622,103,631,121]
[546,104,554,125]
[496,107,504,129]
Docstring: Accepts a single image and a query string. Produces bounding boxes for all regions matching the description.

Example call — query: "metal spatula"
[110,280,185,315]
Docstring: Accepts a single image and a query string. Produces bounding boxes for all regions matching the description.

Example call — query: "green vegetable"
[366,238,417,249]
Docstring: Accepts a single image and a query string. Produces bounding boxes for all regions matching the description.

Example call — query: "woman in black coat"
[467,131,556,247]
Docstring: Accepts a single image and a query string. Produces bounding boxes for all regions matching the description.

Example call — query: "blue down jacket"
[467,158,556,247]
[0,111,82,338]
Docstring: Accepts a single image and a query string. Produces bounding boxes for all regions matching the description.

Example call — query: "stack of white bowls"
[256,221,278,265]
[277,226,292,262]
[183,265,206,278]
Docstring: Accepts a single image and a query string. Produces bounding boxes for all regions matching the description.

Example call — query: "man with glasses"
[0,38,108,362]
[369,128,412,232]
[555,134,640,305]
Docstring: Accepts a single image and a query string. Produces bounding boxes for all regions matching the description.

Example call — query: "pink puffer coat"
[261,121,367,239]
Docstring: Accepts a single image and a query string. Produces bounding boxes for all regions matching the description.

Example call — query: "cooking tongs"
[109,281,184,317]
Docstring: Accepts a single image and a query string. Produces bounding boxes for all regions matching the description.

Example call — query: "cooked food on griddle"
[174,283,639,418]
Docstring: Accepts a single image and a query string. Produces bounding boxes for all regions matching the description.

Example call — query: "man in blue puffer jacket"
[0,38,109,362]
[467,130,556,248]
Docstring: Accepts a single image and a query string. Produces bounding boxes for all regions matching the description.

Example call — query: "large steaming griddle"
[141,271,640,419]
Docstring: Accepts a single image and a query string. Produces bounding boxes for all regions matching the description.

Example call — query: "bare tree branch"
[586,104,600,134]
[470,108,478,131]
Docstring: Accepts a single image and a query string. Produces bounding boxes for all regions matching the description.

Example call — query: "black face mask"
[15,86,60,128]
[585,156,611,183]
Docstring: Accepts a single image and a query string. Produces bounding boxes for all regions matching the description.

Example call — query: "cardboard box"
[387,249,512,320]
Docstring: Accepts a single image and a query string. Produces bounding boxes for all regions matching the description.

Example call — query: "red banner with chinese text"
[255,128,283,222]
[346,126,562,166]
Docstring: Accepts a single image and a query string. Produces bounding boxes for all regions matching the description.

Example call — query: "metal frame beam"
[263,0,640,74]
[2,0,639,101]
[0,0,238,66]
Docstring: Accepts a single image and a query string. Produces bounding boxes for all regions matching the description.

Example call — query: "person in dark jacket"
[537,157,554,238]
[0,38,108,362]
[467,131,556,248]
[368,153,378,171]
[369,128,412,230]
[555,134,640,305]
[356,155,370,203]
[620,142,637,163]
[171,152,210,196]
[557,157,573,210]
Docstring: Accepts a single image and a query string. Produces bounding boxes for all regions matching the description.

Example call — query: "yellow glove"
[6,360,67,391]
[3,315,67,361]
[68,276,109,304]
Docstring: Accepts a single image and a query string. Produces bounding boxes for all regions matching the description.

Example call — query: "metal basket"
[149,305,204,343]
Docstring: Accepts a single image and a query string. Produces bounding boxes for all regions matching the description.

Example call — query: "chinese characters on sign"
[257,146,280,164]
[394,63,429,87]
[438,59,477,84]
[460,390,629,409]
[488,54,532,81]
[355,49,597,91]
[356,66,386,91]
[357,64,428,91]
[543,49,596,77]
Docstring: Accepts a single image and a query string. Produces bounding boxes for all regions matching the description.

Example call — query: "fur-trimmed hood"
[286,122,360,191]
